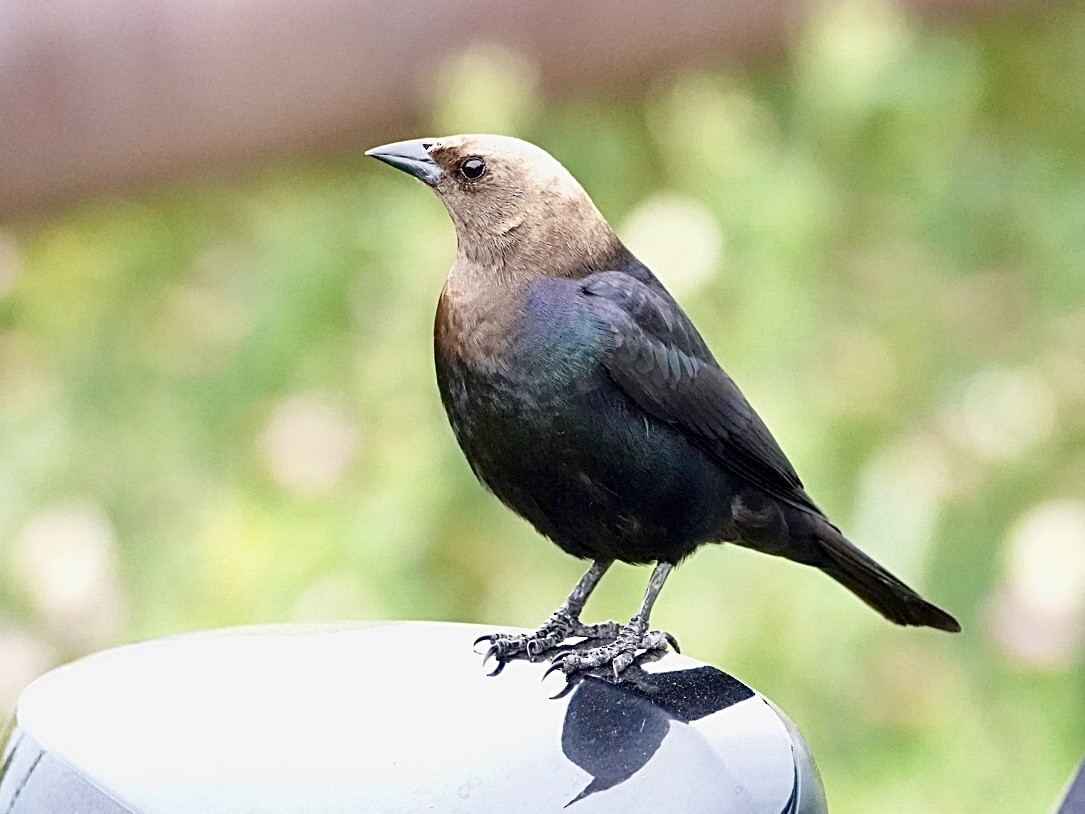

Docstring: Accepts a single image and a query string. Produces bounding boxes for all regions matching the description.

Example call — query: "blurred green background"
[1,2,1084,811]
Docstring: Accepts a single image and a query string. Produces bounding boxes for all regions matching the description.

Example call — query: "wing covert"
[582,271,815,511]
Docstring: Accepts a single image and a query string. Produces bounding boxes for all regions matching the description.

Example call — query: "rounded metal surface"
[1,621,826,813]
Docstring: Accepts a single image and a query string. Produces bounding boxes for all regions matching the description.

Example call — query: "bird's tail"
[815,523,960,632]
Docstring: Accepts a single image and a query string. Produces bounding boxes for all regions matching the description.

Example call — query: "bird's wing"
[581,271,817,512]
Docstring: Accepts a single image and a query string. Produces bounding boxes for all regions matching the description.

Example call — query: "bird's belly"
[444,366,733,564]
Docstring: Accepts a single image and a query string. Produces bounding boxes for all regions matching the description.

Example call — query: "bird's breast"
[434,277,613,475]
[435,307,607,443]
[434,275,731,562]
[435,275,606,395]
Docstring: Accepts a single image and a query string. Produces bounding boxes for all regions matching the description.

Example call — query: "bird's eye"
[458,157,487,181]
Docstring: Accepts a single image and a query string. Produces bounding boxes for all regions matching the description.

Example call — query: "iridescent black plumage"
[369,134,959,677]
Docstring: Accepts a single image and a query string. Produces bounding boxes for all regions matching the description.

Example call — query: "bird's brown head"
[366,135,627,279]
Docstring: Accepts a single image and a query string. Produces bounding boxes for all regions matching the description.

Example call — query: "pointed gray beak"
[365,138,442,187]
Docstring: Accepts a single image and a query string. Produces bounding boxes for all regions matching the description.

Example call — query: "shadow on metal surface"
[1,621,824,813]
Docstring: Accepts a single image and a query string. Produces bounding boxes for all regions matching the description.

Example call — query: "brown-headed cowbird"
[367,135,959,678]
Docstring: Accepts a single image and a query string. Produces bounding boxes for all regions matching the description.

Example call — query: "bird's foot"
[474,610,621,675]
[546,618,679,681]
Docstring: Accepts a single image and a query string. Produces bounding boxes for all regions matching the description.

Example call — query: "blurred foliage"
[2,1,1085,811]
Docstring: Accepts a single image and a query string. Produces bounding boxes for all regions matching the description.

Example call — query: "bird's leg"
[475,559,616,669]
[549,561,678,680]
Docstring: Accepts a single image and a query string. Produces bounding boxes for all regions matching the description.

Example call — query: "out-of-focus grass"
[2,2,1084,811]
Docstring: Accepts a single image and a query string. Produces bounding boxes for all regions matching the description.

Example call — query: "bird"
[366,134,960,678]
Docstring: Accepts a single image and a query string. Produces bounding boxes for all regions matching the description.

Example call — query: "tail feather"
[817,525,960,633]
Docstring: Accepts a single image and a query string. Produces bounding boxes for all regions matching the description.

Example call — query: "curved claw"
[664,632,681,653]
[486,658,507,678]
[610,651,634,681]
[548,677,578,701]
[473,634,494,654]
[542,660,567,683]
[481,644,500,670]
